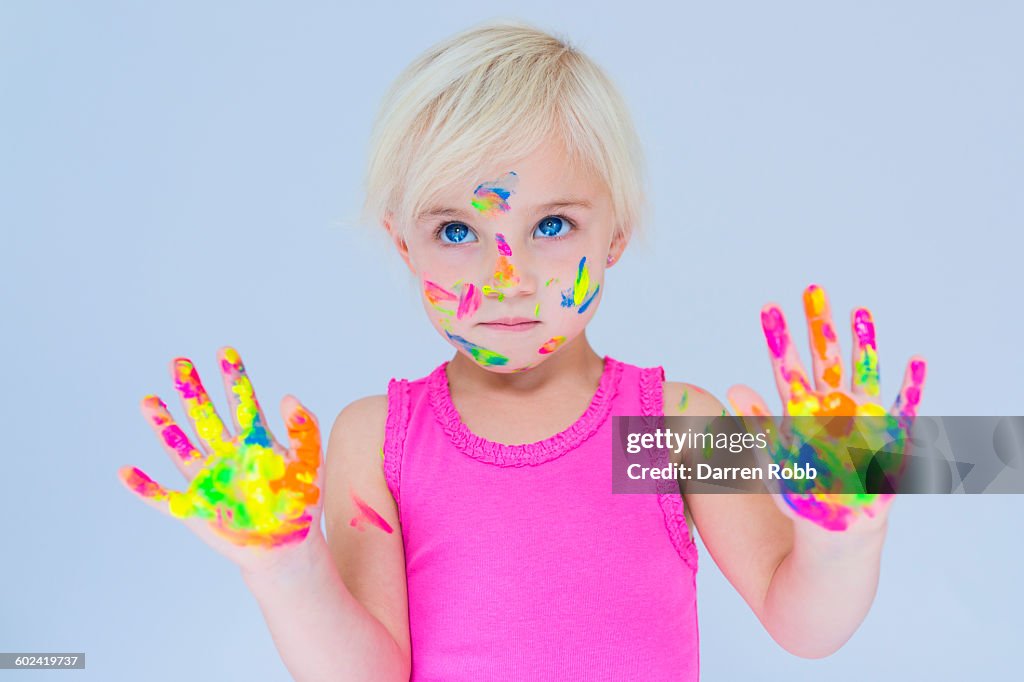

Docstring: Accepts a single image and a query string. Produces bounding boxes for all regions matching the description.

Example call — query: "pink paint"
[457,283,481,319]
[424,280,458,305]
[910,359,926,384]
[538,336,566,354]
[495,233,512,257]
[853,308,876,348]
[761,307,788,358]
[349,491,394,534]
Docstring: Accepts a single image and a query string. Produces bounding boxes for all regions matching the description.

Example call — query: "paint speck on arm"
[349,491,394,534]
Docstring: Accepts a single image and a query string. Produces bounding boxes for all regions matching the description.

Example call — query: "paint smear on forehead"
[471,171,519,216]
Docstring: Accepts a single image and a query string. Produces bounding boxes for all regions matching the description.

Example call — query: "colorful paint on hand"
[121,349,321,548]
[677,389,689,412]
[349,491,394,534]
[894,358,927,421]
[471,171,518,216]
[445,331,509,367]
[560,257,600,313]
[538,336,566,354]
[802,284,841,389]
[751,285,927,531]
[761,306,818,415]
[141,395,202,465]
[853,308,880,397]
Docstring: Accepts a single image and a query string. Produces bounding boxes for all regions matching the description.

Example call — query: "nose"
[481,233,535,300]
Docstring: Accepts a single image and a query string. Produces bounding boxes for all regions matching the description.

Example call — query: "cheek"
[548,255,604,316]
[420,275,484,331]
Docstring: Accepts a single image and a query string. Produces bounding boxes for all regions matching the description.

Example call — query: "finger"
[726,384,788,487]
[217,347,275,448]
[172,357,232,453]
[802,284,843,392]
[726,384,781,453]
[850,308,881,399]
[117,465,179,515]
[278,396,322,507]
[760,304,818,415]
[892,356,927,419]
[140,395,205,479]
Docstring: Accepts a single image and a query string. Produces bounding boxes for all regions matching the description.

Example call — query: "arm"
[119,349,410,682]
[241,397,411,680]
[665,381,885,658]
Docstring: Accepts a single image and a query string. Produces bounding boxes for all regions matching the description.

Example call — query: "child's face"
[396,137,621,373]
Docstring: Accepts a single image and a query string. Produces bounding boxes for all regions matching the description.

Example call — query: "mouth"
[476,317,541,332]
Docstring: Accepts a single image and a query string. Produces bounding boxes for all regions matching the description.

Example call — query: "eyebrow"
[417,199,593,221]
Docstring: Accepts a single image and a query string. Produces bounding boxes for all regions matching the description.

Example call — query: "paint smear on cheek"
[471,171,519,216]
[560,257,600,314]
[538,336,566,354]
[349,491,394,534]
[456,283,481,319]
[445,330,509,367]
[424,280,458,305]
[424,279,458,317]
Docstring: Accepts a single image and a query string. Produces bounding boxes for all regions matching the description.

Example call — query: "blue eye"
[534,215,572,238]
[440,222,477,244]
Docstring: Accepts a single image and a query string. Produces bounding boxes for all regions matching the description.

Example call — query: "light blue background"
[2,1,1021,680]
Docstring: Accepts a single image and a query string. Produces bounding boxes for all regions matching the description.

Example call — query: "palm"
[727,285,927,532]
[119,347,322,566]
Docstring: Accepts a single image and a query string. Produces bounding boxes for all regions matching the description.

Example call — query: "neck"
[445,332,605,396]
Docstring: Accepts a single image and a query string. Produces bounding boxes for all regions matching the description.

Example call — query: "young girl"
[119,21,926,681]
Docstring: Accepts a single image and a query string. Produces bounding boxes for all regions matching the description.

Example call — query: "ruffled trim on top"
[427,356,624,467]
[639,366,699,571]
[383,378,410,514]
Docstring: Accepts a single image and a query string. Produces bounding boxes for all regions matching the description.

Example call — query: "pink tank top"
[383,357,699,681]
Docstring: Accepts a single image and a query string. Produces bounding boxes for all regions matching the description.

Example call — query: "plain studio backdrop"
[2,2,1021,680]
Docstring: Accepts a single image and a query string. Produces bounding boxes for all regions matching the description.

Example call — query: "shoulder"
[327,395,389,454]
[323,395,390,497]
[662,380,728,416]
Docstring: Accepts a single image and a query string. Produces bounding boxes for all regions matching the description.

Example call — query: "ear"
[606,226,632,268]
[384,213,416,274]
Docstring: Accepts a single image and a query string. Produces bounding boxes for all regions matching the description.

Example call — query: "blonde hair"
[362,20,646,240]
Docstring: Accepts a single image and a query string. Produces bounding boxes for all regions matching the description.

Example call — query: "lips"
[476,317,540,332]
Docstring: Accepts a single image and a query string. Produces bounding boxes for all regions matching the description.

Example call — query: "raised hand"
[727,284,927,532]
[119,347,322,566]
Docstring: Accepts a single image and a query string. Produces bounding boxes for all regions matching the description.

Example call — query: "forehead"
[422,138,607,216]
